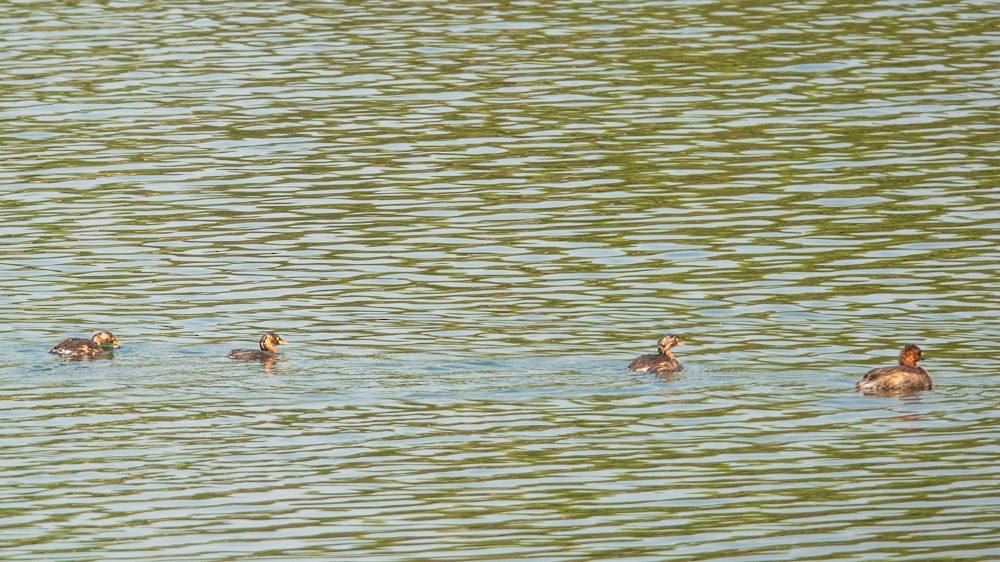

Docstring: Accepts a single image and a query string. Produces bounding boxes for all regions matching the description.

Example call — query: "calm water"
[2,0,1000,559]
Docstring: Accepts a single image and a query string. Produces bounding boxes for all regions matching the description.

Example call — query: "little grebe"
[228,332,289,361]
[628,334,684,374]
[50,331,121,358]
[856,344,932,395]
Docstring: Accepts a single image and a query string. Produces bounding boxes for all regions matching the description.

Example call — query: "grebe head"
[898,344,923,367]
[92,331,121,349]
[657,334,684,354]
[259,332,289,354]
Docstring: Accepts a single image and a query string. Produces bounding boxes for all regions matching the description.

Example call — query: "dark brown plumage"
[856,344,932,395]
[50,331,121,358]
[628,334,684,374]
[228,332,289,361]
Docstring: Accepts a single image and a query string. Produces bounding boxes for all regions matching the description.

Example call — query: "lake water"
[2,0,1000,559]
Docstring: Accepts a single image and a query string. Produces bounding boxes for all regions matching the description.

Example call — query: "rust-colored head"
[897,344,923,367]
[259,332,289,354]
[657,334,684,354]
[91,331,121,349]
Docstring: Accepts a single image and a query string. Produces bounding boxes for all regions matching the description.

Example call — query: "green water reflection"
[1,0,999,559]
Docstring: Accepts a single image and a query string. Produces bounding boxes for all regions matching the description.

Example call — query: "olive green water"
[2,1,1000,560]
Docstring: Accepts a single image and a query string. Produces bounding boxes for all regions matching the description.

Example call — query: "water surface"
[2,0,999,559]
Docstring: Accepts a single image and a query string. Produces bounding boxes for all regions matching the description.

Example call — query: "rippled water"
[2,0,1000,559]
